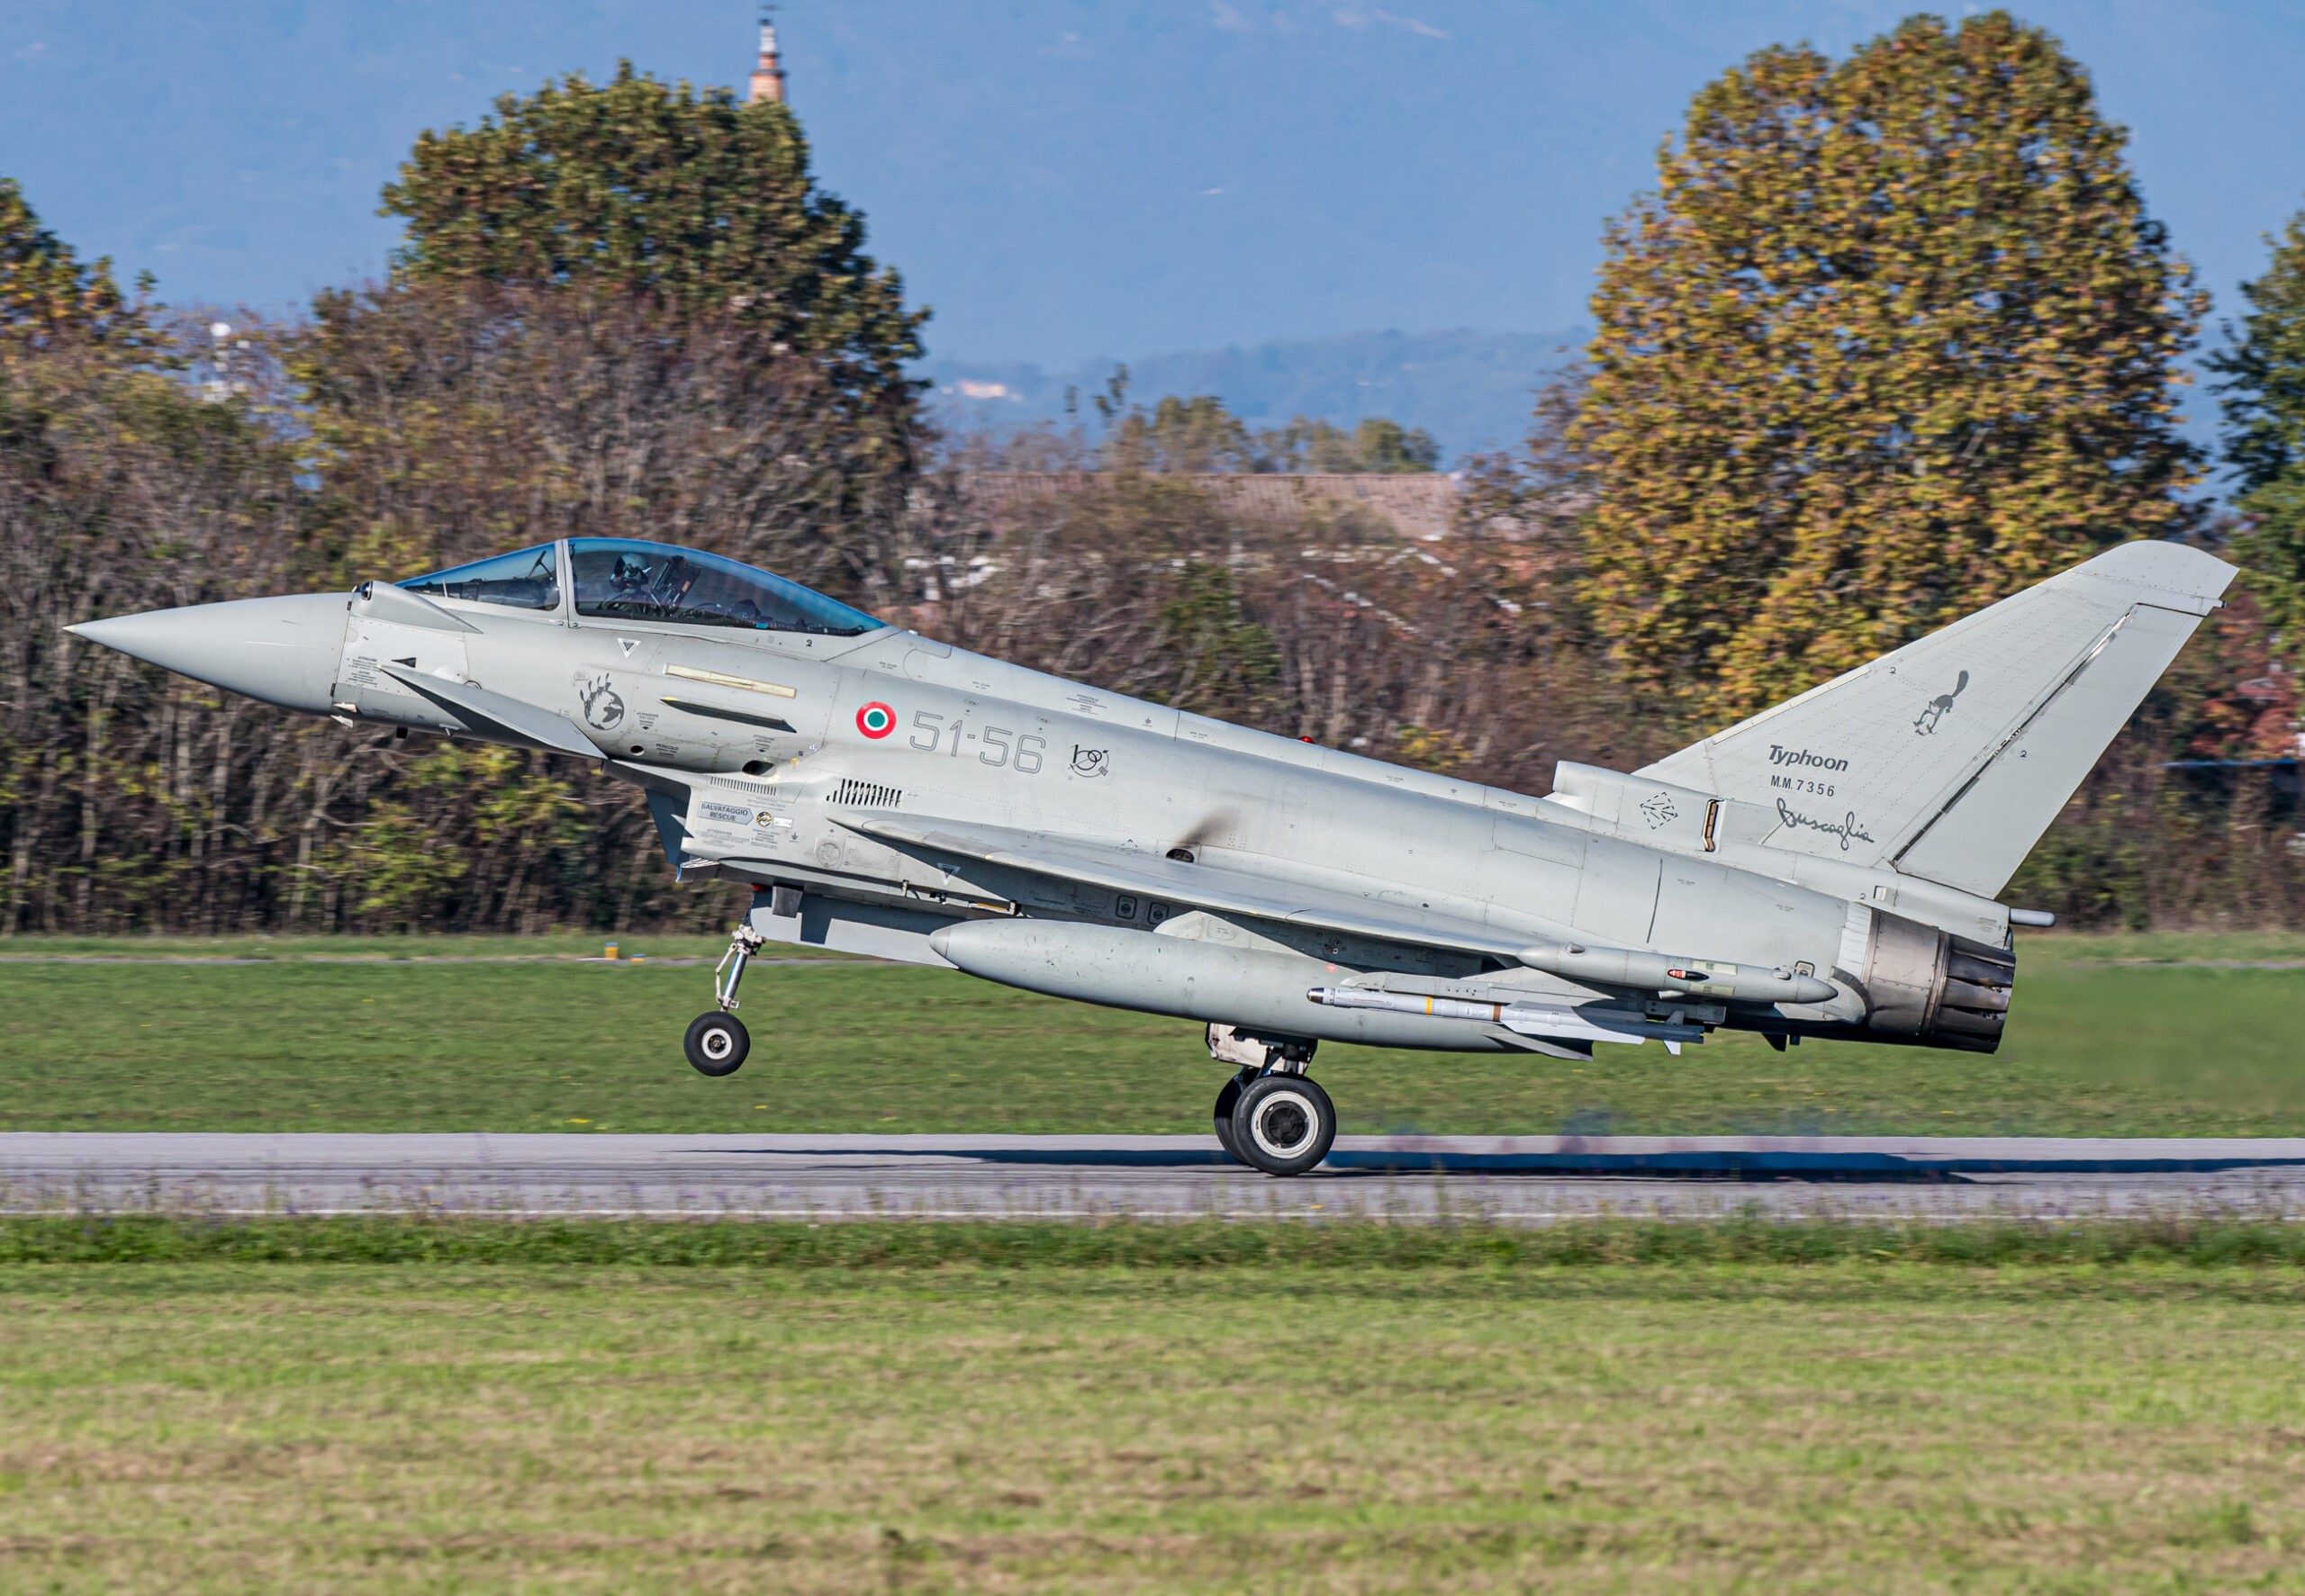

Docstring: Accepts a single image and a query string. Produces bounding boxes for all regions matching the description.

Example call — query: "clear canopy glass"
[568,538,880,636]
[399,544,558,611]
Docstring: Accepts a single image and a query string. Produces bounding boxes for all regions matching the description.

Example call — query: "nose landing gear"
[683,921,766,1077]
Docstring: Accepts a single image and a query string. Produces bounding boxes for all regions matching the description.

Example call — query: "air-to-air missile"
[69,535,2233,1174]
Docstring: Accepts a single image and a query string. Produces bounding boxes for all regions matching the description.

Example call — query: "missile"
[1306,985,1704,1050]
[1514,942,1837,1005]
[1307,987,1523,1026]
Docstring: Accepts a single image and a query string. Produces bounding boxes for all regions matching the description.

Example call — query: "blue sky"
[3,1,2301,382]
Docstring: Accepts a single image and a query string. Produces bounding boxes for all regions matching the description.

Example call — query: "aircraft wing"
[834,812,1530,962]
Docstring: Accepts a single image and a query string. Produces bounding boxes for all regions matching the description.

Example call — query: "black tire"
[683,1012,749,1077]
[1229,1073,1336,1177]
[1213,1073,1248,1164]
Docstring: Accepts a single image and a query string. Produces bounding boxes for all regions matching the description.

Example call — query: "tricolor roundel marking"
[856,701,896,740]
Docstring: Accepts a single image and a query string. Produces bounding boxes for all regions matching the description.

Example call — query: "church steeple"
[748,5,787,104]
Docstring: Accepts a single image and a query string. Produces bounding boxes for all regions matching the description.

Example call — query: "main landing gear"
[1207,1025,1335,1177]
[684,921,766,1078]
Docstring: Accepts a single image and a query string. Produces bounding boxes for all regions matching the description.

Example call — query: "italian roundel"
[855,701,896,739]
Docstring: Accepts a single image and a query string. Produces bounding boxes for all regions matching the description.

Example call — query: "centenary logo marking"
[856,701,896,740]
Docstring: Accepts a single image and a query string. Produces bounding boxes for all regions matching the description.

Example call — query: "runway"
[6,1132,2305,1220]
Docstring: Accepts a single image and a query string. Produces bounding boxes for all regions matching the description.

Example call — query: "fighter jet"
[68,535,2233,1174]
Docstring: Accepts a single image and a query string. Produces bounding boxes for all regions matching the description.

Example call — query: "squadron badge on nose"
[578,673,626,731]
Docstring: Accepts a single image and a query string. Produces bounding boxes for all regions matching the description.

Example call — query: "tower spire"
[748,5,787,104]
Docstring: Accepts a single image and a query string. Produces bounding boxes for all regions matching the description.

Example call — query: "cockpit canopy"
[399,538,881,637]
[569,539,880,636]
[400,544,559,610]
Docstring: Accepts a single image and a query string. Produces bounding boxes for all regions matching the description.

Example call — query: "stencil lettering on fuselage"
[338,618,468,699]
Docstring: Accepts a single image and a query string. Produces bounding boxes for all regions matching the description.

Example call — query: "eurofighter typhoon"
[68,537,2233,1174]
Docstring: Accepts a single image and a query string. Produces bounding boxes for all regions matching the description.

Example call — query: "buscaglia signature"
[1776,798,1876,852]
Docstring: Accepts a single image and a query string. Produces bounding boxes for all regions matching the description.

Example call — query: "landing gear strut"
[684,922,765,1078]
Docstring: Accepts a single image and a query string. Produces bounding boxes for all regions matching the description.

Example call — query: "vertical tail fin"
[1638,541,2236,897]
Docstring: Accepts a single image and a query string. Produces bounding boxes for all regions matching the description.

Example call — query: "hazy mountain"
[923,327,1587,463]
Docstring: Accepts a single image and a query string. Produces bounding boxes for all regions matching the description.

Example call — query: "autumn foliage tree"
[0,178,142,347]
[2210,200,2305,662]
[381,63,926,447]
[1577,12,2204,723]
[291,284,908,599]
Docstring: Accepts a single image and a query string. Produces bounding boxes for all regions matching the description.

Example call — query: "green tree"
[1090,379,1442,475]
[1151,563,1279,717]
[1577,12,2202,720]
[1346,417,1441,473]
[0,177,136,346]
[1249,415,1441,473]
[1103,392,1258,473]
[381,63,925,422]
[2209,203,2305,659]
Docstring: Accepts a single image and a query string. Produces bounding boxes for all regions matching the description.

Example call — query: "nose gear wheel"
[684,1011,749,1076]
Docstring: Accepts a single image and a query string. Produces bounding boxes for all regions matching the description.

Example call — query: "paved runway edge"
[8,1132,2305,1175]
[7,1133,2305,1221]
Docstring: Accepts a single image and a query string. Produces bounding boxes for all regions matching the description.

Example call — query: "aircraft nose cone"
[68,593,349,715]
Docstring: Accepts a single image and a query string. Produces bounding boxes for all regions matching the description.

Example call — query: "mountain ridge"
[922,326,1587,463]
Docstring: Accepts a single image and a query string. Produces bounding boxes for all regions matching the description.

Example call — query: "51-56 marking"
[910,711,1045,772]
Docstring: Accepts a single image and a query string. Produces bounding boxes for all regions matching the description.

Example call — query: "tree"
[381,63,925,429]
[1255,415,1441,473]
[290,282,911,605]
[0,176,138,347]
[1103,392,1258,473]
[2209,203,2305,662]
[1577,12,2203,721]
[1085,374,1442,475]
[1345,418,1441,473]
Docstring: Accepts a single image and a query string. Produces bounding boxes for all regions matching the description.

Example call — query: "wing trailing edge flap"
[834,812,1528,962]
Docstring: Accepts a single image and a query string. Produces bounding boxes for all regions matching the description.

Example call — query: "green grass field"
[3,929,2303,1136]
[1,1225,2301,1593]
